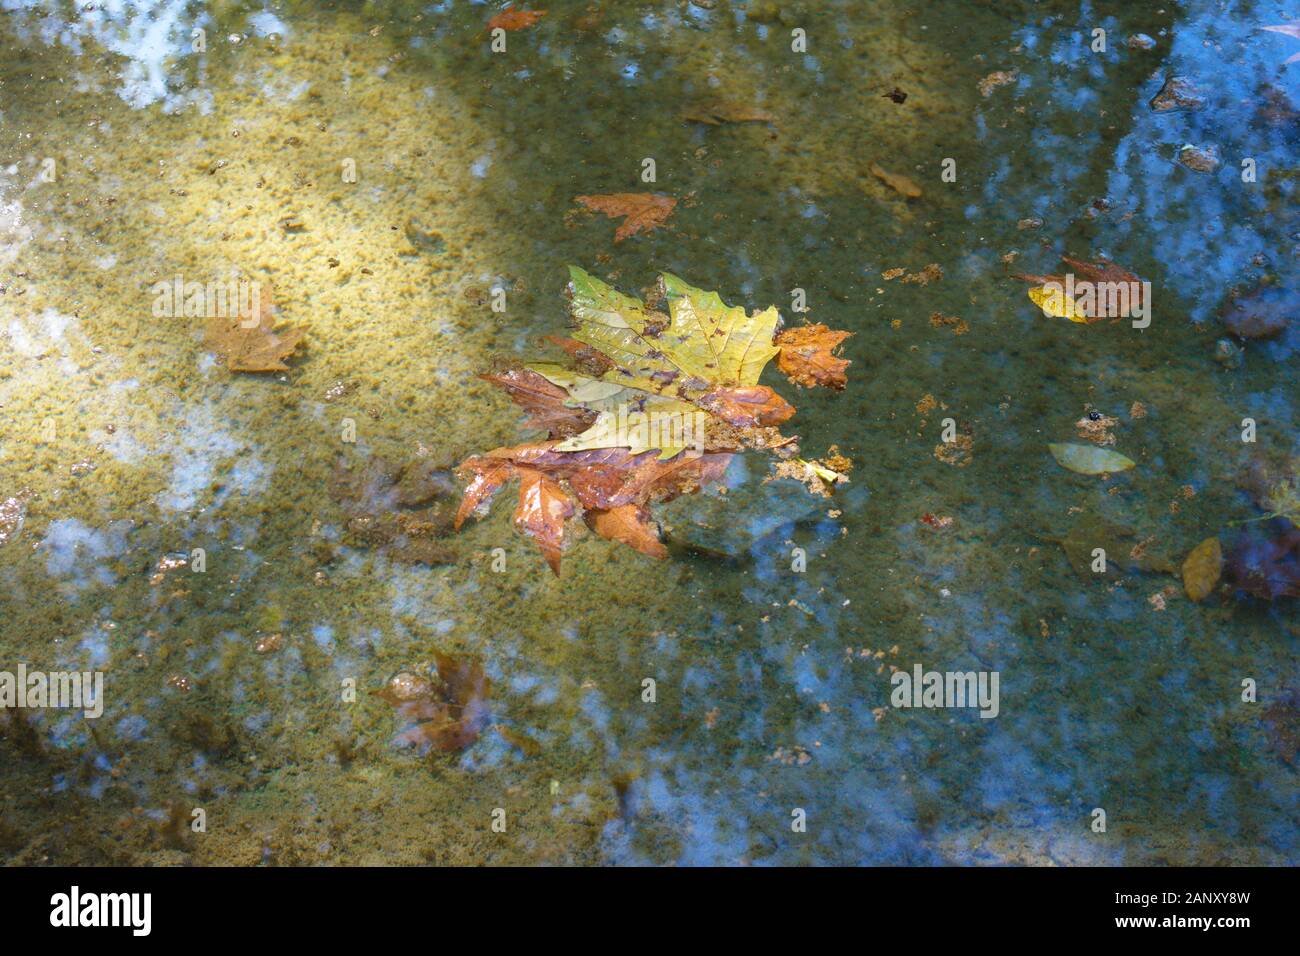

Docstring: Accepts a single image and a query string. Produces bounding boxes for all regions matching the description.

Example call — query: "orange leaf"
[697,385,796,427]
[775,323,853,389]
[204,280,306,372]
[513,468,574,574]
[488,6,545,31]
[454,457,514,529]
[574,193,676,242]
[584,504,668,559]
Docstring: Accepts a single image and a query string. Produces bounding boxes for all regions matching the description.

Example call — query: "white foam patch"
[38,518,132,590]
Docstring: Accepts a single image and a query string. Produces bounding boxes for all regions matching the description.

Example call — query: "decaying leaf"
[683,101,775,125]
[455,269,853,571]
[204,282,305,372]
[767,455,850,497]
[1048,442,1136,475]
[1221,283,1295,340]
[869,162,922,199]
[488,6,545,31]
[775,323,853,389]
[375,652,491,752]
[329,455,458,565]
[978,69,1019,97]
[1182,536,1222,602]
[1047,512,1176,578]
[574,192,676,241]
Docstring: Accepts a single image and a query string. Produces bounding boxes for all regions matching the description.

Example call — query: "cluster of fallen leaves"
[456,267,853,572]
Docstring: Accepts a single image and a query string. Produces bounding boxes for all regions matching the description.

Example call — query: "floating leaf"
[1027,284,1088,322]
[1048,443,1136,475]
[567,267,781,396]
[1016,255,1146,323]
[1182,536,1222,602]
[574,193,676,242]
[584,504,668,559]
[457,270,852,572]
[480,367,596,438]
[775,323,853,389]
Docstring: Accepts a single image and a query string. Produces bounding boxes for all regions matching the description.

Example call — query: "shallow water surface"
[0,0,1296,865]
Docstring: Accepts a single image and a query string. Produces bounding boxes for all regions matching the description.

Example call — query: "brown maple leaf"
[574,193,676,242]
[204,281,305,372]
[480,367,597,438]
[1261,23,1300,64]
[455,442,732,572]
[775,323,853,390]
[544,335,614,376]
[488,6,546,31]
[513,468,574,574]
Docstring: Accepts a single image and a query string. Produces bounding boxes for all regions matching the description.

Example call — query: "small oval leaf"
[1048,443,1136,475]
[1182,536,1222,602]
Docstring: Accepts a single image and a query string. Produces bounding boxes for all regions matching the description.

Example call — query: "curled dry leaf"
[1048,442,1136,475]
[1182,536,1222,602]
[574,192,676,242]
[775,323,853,389]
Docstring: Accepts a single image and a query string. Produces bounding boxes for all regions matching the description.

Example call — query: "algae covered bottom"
[0,0,1296,866]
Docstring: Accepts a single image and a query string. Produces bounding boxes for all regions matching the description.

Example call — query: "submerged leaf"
[683,101,775,125]
[869,163,922,199]
[376,653,491,752]
[574,193,676,241]
[204,282,305,372]
[488,6,545,31]
[1048,443,1136,475]
[1182,537,1223,602]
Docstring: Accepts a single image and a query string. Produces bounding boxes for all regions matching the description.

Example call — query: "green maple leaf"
[566,266,781,397]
